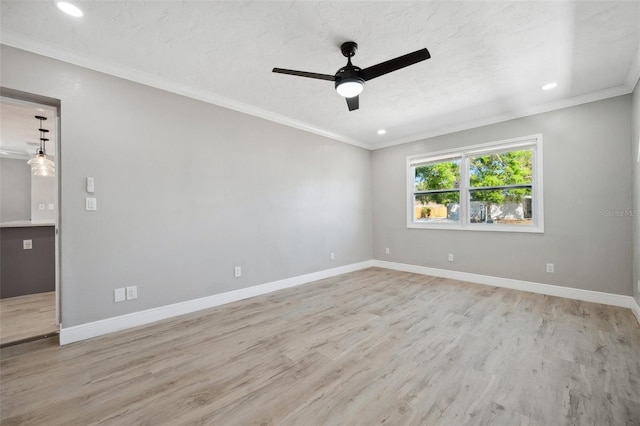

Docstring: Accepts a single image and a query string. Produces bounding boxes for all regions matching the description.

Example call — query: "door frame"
[0,89,62,329]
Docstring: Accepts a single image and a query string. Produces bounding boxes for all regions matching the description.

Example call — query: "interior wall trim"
[59,260,374,345]
[1,38,635,152]
[373,260,640,325]
[60,259,639,345]
[632,298,640,326]
[0,37,365,150]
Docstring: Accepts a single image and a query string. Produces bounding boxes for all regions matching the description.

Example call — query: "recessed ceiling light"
[377,129,386,135]
[56,2,83,17]
[541,82,558,91]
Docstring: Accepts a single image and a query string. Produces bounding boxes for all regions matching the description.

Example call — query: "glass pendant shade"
[28,152,55,176]
[33,165,55,177]
[27,116,55,177]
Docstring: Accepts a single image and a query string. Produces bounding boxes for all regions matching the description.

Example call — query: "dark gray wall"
[0,45,373,327]
[0,157,31,222]
[0,225,55,298]
[372,95,633,296]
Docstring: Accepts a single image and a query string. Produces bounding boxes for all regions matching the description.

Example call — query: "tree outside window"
[408,135,542,232]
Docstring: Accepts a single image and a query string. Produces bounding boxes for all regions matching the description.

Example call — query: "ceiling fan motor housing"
[335,66,365,96]
[272,40,430,109]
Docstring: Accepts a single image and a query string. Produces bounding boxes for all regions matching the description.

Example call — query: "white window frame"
[407,134,544,233]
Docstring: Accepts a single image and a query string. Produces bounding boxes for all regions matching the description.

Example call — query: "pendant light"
[27,115,55,177]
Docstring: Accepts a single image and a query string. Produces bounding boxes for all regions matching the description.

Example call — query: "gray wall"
[1,43,635,331]
[372,96,633,296]
[0,45,372,327]
[0,157,31,222]
[633,82,640,305]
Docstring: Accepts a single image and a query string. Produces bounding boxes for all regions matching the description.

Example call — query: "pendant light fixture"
[27,115,55,177]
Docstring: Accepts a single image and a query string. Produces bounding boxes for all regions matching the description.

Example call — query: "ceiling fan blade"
[346,95,359,111]
[360,48,431,81]
[272,68,336,81]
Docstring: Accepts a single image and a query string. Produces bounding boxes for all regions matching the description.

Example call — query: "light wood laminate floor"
[1,268,639,425]
[0,291,56,346]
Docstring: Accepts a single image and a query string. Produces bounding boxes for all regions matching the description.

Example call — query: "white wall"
[0,157,31,221]
[30,173,55,223]
[372,96,633,296]
[0,45,373,327]
[632,81,640,305]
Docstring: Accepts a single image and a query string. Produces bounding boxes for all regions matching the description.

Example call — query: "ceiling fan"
[272,41,431,111]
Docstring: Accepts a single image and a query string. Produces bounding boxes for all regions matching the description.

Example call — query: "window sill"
[407,222,544,233]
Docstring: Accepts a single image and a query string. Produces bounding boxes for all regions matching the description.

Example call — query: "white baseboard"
[60,259,639,345]
[59,260,374,345]
[632,297,640,325]
[372,260,639,313]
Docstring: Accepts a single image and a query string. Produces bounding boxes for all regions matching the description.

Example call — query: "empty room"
[1,1,639,425]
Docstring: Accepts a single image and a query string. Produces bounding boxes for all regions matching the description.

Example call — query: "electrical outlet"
[385,247,390,255]
[546,263,554,273]
[330,252,335,260]
[448,253,454,262]
[38,203,45,210]
[23,239,33,250]
[126,286,137,300]
[114,288,126,302]
[234,266,242,277]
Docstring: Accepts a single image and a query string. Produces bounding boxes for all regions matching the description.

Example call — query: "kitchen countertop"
[0,220,55,228]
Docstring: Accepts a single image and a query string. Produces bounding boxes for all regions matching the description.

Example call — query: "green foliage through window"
[468,149,532,208]
[408,136,542,230]
[414,158,460,206]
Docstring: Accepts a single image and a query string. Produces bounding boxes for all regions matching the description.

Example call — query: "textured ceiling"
[1,1,639,149]
[0,99,57,159]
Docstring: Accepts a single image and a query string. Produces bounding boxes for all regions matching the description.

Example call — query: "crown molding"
[2,30,637,153]
[0,32,368,150]
[368,85,633,150]
[625,45,640,92]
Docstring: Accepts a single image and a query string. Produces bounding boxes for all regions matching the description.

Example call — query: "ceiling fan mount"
[273,41,431,111]
[340,41,358,58]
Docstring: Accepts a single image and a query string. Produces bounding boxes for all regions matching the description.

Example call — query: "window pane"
[469,149,532,188]
[414,192,460,223]
[414,158,460,191]
[469,188,533,224]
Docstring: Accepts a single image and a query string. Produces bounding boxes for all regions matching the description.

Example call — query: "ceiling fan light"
[336,78,364,98]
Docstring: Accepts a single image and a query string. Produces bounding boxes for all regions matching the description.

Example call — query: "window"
[407,134,543,232]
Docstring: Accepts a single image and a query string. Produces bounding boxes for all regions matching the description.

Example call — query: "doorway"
[0,93,60,347]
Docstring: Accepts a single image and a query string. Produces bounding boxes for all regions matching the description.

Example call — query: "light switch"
[85,197,97,211]
[48,203,55,210]
[86,177,95,193]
